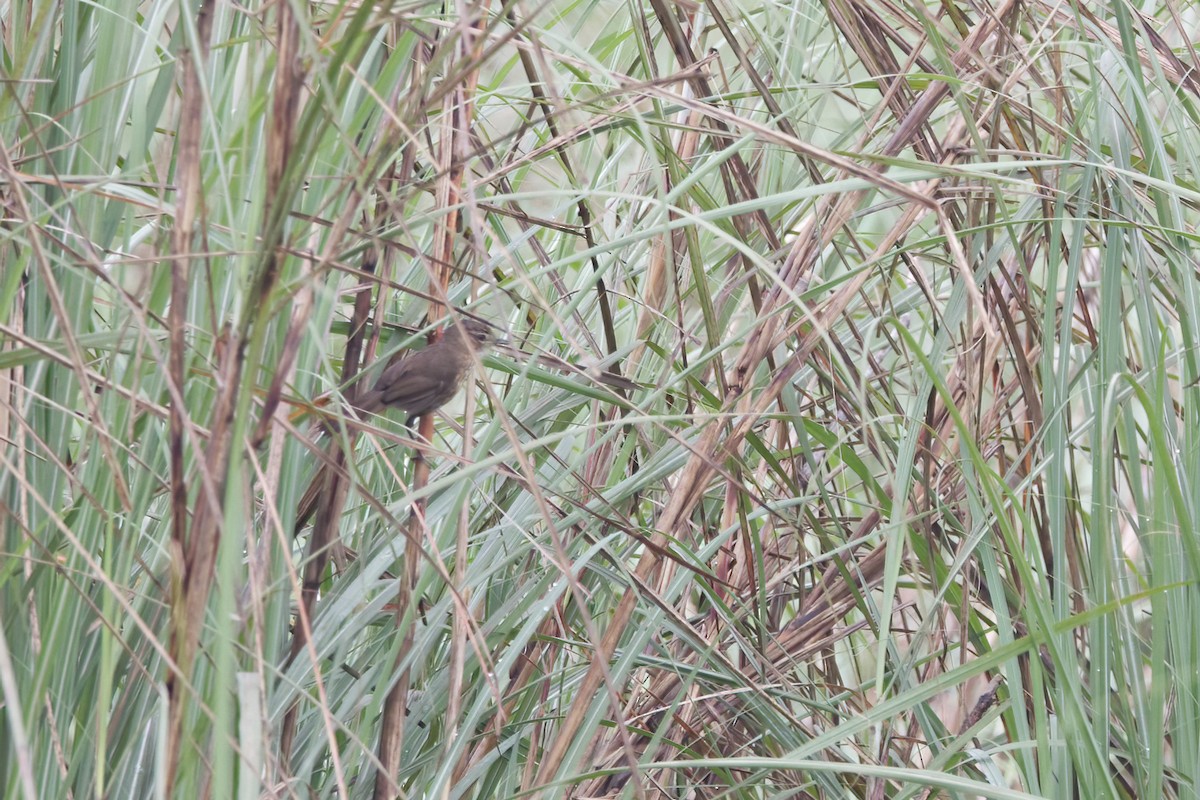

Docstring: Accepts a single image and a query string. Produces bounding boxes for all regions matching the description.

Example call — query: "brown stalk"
[164,0,335,790]
[163,0,215,788]
[373,4,492,795]
[279,251,378,766]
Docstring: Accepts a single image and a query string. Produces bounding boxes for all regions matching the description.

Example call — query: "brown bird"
[351,317,500,426]
[294,318,500,533]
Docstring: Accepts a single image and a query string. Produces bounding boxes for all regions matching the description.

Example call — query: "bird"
[351,317,501,426]
[294,317,500,533]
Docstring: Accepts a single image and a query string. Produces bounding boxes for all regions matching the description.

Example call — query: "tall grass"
[2,0,1197,797]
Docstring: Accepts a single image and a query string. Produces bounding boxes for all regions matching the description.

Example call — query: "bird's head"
[448,317,503,350]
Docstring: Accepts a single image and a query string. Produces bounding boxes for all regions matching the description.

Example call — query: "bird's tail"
[351,389,384,417]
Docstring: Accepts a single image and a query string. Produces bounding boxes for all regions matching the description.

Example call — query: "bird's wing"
[376,361,455,412]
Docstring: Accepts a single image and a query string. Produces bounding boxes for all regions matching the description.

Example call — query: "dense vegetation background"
[2,0,1198,797]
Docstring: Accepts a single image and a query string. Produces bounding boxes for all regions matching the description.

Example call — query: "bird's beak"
[492,326,511,347]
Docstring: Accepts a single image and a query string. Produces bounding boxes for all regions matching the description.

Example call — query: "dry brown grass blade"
[163,1,214,787]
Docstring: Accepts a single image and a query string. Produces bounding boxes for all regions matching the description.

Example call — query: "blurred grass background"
[2,0,1198,797]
